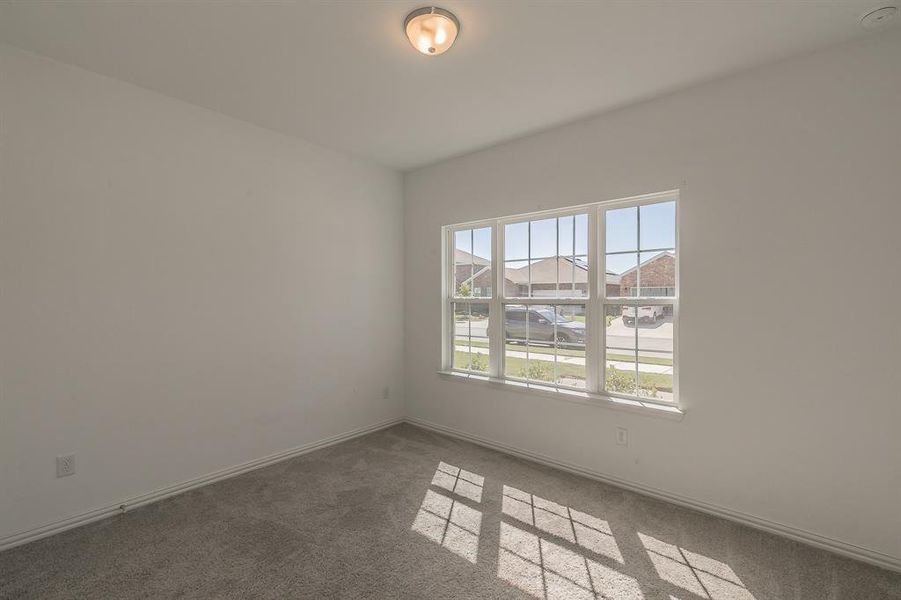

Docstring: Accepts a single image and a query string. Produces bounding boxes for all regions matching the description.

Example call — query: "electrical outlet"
[615,427,629,447]
[382,386,391,400]
[57,453,76,477]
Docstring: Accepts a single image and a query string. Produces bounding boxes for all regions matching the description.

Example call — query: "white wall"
[404,32,901,562]
[0,44,404,542]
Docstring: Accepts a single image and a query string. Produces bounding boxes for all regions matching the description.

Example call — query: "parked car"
[622,305,665,325]
[504,307,586,345]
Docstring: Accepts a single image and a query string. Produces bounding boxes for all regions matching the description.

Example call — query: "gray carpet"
[1,423,899,599]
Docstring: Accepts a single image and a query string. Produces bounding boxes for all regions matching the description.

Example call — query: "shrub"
[605,365,636,394]
[520,361,552,382]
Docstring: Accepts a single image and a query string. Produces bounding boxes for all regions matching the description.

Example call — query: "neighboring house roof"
[456,254,628,288]
[616,251,675,277]
[504,256,621,286]
[454,249,490,267]
[509,256,587,285]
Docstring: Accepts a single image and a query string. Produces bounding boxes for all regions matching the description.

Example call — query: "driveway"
[606,316,673,354]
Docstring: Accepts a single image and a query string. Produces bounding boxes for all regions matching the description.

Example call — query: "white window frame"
[441,190,680,412]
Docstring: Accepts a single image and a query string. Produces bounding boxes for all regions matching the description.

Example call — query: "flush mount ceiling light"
[859,5,898,28]
[404,7,460,56]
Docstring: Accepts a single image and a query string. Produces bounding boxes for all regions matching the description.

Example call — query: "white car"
[622,305,665,325]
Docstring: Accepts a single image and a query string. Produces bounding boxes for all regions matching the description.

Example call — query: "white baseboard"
[0,417,403,553]
[404,416,901,574]
[5,415,898,574]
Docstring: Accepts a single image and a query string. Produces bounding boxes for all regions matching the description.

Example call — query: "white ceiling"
[0,1,891,169]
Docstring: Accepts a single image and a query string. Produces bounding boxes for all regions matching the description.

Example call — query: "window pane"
[525,338,556,383]
[455,228,492,297]
[556,305,586,389]
[470,302,490,374]
[605,206,637,253]
[502,216,591,299]
[525,304,556,383]
[559,255,588,298]
[454,230,473,297]
[504,304,527,379]
[530,218,557,260]
[605,253,637,297]
[453,302,489,373]
[606,300,675,398]
[638,368,673,401]
[505,222,528,261]
[504,260,529,297]
[452,303,471,370]
[558,215,574,257]
[574,213,588,256]
[471,227,492,297]
[639,201,676,251]
[454,229,472,253]
[505,304,553,381]
[605,304,637,395]
[637,251,675,297]
[526,218,554,299]
[528,258,555,298]
[504,304,585,388]
[603,303,675,401]
[637,313,674,401]
[557,214,588,257]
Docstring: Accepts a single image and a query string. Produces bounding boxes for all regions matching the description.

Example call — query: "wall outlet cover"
[57,454,76,477]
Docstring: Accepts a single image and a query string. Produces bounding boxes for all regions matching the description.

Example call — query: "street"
[455,315,674,355]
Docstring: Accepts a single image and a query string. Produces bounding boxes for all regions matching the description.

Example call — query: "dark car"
[505,306,586,346]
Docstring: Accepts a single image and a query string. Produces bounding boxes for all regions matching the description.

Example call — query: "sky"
[456,201,675,275]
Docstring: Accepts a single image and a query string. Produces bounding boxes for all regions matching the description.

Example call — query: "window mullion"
[489,221,503,379]
[598,207,606,395]
[467,302,473,371]
[443,228,452,371]
[636,203,641,297]
[555,218,560,298]
[586,208,600,393]
[571,216,575,295]
[634,205,641,395]
[527,222,532,298]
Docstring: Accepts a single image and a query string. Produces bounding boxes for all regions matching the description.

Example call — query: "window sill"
[436,370,684,421]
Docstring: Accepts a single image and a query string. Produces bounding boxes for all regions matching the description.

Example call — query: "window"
[450,227,492,374]
[604,200,677,402]
[443,191,678,406]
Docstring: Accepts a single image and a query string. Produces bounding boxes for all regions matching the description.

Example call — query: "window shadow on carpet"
[412,461,758,600]
[411,463,485,563]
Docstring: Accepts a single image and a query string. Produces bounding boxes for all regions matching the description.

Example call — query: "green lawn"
[604,367,673,393]
[453,351,672,393]
[458,338,673,366]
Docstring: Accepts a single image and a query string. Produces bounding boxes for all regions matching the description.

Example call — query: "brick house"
[454,249,492,296]
[617,251,676,297]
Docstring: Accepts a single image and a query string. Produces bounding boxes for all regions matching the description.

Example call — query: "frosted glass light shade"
[404,7,459,56]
